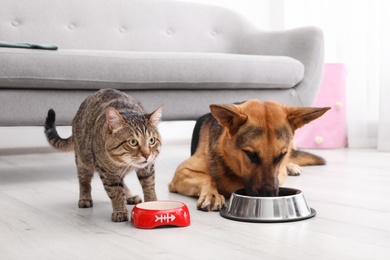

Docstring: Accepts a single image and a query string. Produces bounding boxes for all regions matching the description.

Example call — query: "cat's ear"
[106,107,125,132]
[147,105,163,127]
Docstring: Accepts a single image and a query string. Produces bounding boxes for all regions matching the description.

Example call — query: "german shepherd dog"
[169,100,330,211]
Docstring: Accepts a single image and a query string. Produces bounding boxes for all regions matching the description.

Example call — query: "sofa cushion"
[0,48,304,90]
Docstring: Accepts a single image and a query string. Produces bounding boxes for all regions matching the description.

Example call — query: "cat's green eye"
[129,139,138,147]
[149,137,156,145]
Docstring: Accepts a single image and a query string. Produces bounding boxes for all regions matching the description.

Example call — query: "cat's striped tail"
[44,109,74,152]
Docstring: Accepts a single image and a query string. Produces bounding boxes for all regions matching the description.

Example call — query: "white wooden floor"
[1,140,390,259]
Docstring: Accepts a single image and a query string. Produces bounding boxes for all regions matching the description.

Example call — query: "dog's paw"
[287,163,302,176]
[126,195,142,205]
[78,199,93,208]
[112,211,129,222]
[197,193,226,211]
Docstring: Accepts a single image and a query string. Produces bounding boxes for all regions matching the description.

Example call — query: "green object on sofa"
[0,41,58,50]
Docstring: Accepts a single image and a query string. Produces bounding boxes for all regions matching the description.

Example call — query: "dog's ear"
[210,104,248,136]
[287,106,331,130]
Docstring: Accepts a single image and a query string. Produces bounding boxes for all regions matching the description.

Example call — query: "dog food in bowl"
[131,201,191,228]
[220,187,316,223]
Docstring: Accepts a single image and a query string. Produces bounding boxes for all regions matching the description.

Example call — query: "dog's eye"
[244,150,260,164]
[274,152,287,164]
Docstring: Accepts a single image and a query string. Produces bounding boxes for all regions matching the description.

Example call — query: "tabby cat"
[44,89,163,222]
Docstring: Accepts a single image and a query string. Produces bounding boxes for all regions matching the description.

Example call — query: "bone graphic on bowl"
[155,214,176,223]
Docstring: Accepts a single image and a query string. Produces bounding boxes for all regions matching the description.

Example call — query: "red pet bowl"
[131,201,191,229]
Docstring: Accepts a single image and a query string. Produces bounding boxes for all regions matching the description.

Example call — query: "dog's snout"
[244,173,280,197]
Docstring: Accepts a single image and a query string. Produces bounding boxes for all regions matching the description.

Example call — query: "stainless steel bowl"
[220,187,316,223]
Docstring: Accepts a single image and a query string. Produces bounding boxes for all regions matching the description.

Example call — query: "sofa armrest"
[242,27,325,107]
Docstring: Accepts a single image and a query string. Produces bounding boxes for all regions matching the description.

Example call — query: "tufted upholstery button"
[210,30,217,36]
[314,135,324,145]
[11,20,20,27]
[166,29,173,35]
[68,23,76,30]
[119,27,126,33]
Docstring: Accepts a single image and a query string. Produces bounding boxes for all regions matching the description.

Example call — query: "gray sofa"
[0,0,324,126]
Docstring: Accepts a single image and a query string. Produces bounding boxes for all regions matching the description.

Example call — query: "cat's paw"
[126,195,142,205]
[197,193,225,211]
[78,199,93,208]
[112,211,129,222]
[287,163,302,176]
